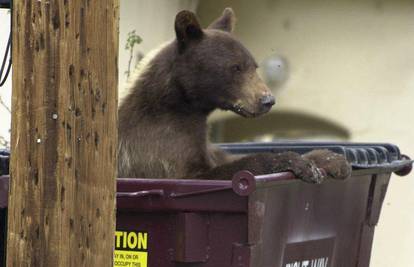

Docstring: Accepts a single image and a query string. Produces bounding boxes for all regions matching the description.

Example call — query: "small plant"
[124,30,142,79]
[0,136,9,149]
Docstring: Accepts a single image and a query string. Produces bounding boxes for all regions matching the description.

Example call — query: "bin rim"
[219,141,413,176]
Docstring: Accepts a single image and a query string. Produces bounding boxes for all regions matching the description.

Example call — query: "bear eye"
[231,64,242,73]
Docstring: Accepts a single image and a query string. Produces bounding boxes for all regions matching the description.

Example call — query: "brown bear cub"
[118,8,351,182]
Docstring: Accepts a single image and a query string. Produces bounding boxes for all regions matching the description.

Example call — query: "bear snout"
[230,93,275,118]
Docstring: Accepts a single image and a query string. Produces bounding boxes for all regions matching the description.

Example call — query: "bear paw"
[269,151,327,184]
[302,149,352,180]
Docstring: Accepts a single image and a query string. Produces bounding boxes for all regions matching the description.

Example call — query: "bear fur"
[118,8,351,182]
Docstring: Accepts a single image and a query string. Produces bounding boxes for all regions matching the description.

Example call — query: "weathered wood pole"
[7,1,119,266]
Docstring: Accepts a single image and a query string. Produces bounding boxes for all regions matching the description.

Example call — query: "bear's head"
[172,8,275,118]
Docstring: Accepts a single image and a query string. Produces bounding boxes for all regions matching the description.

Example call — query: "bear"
[118,8,351,183]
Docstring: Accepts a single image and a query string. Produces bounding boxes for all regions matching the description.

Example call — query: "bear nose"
[260,95,275,108]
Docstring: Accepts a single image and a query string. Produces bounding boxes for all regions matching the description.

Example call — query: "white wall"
[0,9,11,149]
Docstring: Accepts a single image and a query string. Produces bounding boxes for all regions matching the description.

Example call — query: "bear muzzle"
[231,94,276,118]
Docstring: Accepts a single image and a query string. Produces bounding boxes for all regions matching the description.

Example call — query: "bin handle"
[232,170,296,196]
[393,155,413,176]
[117,189,164,198]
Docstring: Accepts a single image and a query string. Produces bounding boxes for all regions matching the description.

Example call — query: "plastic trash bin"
[0,142,412,267]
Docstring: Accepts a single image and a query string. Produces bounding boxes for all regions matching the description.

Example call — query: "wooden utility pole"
[7,1,119,266]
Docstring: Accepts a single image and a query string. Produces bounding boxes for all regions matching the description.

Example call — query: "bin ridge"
[218,142,412,175]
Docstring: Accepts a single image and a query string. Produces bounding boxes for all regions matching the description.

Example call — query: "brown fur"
[118,8,351,182]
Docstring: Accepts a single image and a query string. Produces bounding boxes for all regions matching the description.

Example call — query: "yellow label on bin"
[114,230,148,267]
[114,251,147,267]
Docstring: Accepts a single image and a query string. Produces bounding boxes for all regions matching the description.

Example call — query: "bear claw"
[302,149,352,180]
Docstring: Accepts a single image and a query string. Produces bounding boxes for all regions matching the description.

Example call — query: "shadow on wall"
[210,111,351,142]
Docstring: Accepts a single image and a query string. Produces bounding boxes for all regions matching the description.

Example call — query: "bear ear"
[207,7,236,33]
[175,10,203,52]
